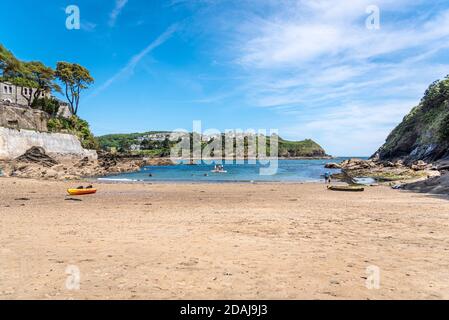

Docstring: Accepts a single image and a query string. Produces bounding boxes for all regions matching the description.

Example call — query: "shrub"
[439,113,449,143]
[47,115,99,150]
[31,97,60,117]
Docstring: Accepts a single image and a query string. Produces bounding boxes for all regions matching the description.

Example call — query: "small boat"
[211,170,228,173]
[327,185,365,192]
[67,188,97,196]
[211,164,227,173]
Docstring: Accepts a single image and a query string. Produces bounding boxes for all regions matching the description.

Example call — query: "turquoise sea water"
[99,158,363,183]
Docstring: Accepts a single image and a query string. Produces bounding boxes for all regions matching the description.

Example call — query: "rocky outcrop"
[15,146,58,167]
[0,127,97,160]
[402,172,449,195]
[326,158,438,184]
[373,75,449,164]
[324,162,341,169]
[0,149,174,180]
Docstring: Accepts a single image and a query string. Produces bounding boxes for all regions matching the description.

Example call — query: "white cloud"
[217,0,449,154]
[236,1,449,68]
[109,0,129,27]
[281,100,418,156]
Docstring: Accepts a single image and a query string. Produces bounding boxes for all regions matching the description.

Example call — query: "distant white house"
[129,144,141,151]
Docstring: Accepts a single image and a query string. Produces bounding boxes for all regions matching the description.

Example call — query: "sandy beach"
[1,177,449,300]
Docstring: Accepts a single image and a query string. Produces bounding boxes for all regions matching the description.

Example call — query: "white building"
[0,81,72,118]
[0,81,50,105]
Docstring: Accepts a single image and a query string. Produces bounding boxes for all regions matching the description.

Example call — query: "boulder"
[15,147,58,168]
[411,160,430,171]
[325,162,341,169]
[380,161,395,168]
[340,159,377,170]
[394,160,404,168]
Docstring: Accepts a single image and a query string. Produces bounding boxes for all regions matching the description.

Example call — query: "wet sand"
[1,177,449,299]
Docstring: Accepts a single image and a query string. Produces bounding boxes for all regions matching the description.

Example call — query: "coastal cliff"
[324,76,449,192]
[373,75,449,164]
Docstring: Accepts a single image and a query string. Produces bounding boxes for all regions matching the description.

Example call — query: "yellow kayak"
[67,188,97,196]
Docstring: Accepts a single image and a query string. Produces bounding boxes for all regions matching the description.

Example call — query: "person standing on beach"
[324,171,332,184]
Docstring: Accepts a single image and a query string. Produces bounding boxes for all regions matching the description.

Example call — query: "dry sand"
[1,177,449,300]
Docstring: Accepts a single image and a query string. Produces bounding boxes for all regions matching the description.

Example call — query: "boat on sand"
[327,185,365,192]
[67,188,97,196]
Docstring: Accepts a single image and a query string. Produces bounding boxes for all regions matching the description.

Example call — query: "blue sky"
[1,0,449,156]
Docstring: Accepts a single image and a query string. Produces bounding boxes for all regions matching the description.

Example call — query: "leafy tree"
[26,61,61,100]
[13,62,60,106]
[1,45,60,106]
[55,62,94,115]
[422,75,449,110]
[439,113,449,143]
[0,44,22,77]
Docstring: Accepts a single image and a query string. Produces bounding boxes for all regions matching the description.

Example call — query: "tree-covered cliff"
[374,75,449,163]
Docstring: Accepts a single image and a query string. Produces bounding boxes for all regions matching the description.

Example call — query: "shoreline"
[143,156,336,162]
[94,178,327,185]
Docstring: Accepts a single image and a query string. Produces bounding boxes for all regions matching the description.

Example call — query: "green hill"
[277,137,327,158]
[96,131,328,158]
[374,75,449,163]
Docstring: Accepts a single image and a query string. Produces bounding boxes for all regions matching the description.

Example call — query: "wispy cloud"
[206,0,449,154]
[81,21,97,32]
[92,24,178,96]
[109,0,129,27]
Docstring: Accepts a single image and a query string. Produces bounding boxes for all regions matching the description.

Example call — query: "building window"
[24,88,28,95]
[9,86,12,94]
[3,86,7,93]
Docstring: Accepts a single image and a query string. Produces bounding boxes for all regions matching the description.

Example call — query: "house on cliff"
[0,80,72,118]
[0,80,50,105]
[0,81,96,161]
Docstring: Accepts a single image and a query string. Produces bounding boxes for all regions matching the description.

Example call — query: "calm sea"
[99,157,365,183]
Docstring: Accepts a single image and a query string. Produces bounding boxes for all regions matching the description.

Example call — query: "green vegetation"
[278,138,326,157]
[376,75,449,161]
[47,116,98,150]
[31,97,60,117]
[55,62,94,115]
[0,44,22,78]
[1,45,61,106]
[1,43,96,149]
[439,113,449,142]
[1,44,93,113]
[97,131,327,158]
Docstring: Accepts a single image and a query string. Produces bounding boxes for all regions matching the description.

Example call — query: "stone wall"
[0,103,49,132]
[0,127,97,160]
